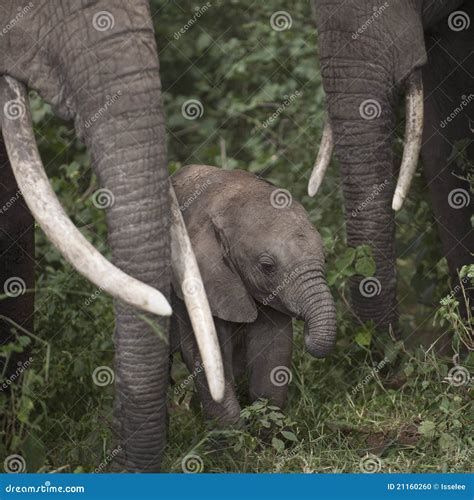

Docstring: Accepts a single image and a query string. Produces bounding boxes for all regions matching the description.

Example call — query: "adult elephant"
[308,1,473,335]
[0,0,223,472]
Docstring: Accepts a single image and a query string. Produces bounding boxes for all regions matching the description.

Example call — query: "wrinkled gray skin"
[313,0,473,333]
[171,165,337,424]
[0,1,169,471]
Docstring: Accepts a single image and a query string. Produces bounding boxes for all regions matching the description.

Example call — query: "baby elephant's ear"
[175,215,257,323]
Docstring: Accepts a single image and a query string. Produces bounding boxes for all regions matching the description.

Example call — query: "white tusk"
[169,185,225,403]
[392,70,424,211]
[308,120,334,197]
[0,76,172,317]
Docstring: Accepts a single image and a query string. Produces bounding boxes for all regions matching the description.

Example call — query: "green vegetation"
[0,0,472,473]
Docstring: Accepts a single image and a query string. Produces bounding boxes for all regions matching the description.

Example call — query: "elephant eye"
[258,255,276,273]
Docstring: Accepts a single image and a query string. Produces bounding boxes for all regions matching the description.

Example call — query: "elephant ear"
[174,214,257,324]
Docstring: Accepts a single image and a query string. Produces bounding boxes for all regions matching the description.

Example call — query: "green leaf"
[281,430,298,442]
[419,420,437,439]
[335,248,355,273]
[355,255,376,277]
[272,437,285,453]
[355,326,372,348]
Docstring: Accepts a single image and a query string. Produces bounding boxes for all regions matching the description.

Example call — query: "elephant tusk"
[169,185,225,403]
[392,70,424,211]
[0,76,172,317]
[308,120,334,197]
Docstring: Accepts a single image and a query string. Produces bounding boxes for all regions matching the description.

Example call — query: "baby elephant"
[171,165,336,425]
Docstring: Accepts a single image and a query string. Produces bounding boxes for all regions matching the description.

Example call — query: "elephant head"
[307,0,465,333]
[0,1,223,471]
[172,165,337,358]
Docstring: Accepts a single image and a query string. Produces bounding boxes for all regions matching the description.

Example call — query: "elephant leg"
[0,137,35,378]
[173,297,240,425]
[246,306,293,409]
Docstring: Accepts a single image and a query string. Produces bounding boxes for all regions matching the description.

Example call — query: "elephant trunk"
[67,19,171,472]
[293,264,337,358]
[322,60,400,333]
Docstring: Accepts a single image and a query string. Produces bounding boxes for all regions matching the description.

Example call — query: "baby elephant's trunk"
[295,263,337,358]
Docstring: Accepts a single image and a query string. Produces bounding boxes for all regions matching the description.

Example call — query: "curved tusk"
[169,186,225,403]
[308,120,334,197]
[392,70,424,211]
[0,76,172,317]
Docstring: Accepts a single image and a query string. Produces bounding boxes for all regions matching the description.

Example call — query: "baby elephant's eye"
[258,255,276,273]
